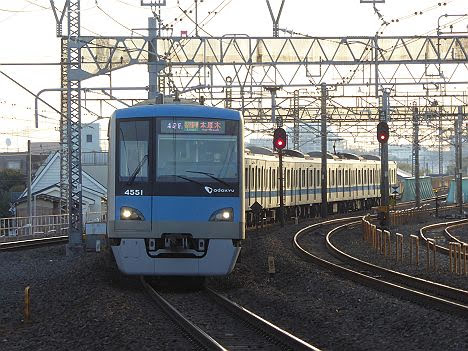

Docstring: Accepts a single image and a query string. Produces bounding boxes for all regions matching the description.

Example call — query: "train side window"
[331,170,335,187]
[273,169,276,189]
[261,167,264,193]
[338,170,341,186]
[302,169,306,187]
[287,169,290,188]
[316,170,320,187]
[245,167,248,189]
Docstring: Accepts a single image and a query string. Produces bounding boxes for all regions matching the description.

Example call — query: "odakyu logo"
[204,186,235,194]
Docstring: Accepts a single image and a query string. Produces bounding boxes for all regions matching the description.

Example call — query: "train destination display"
[161,119,226,134]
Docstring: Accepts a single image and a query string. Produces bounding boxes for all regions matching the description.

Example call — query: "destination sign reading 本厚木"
[161,119,226,134]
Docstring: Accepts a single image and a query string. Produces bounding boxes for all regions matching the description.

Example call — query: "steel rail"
[0,236,68,251]
[445,222,468,245]
[205,288,320,351]
[140,277,227,351]
[326,221,468,305]
[293,218,468,318]
[420,219,468,255]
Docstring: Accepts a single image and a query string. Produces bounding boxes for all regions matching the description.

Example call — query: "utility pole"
[292,90,300,150]
[413,105,420,207]
[143,1,166,102]
[66,0,84,255]
[455,106,464,217]
[380,89,390,227]
[439,107,443,174]
[27,140,32,236]
[321,83,328,218]
[265,86,282,126]
[265,0,286,37]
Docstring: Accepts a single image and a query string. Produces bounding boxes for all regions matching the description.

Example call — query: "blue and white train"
[244,148,398,225]
[107,103,398,276]
[107,104,244,276]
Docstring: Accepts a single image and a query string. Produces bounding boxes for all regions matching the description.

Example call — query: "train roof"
[113,104,241,120]
[336,152,362,160]
[306,151,337,159]
[245,145,274,156]
[361,154,380,161]
[283,149,306,158]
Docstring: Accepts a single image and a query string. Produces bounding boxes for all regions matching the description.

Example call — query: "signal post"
[378,91,390,228]
[273,128,286,227]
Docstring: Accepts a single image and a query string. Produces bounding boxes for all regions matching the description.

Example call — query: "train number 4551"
[124,189,143,196]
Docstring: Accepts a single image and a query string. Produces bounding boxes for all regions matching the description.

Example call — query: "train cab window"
[118,120,149,182]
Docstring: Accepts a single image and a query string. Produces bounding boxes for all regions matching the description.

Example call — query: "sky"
[0,0,466,151]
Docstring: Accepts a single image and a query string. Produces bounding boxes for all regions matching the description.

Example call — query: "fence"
[0,214,68,242]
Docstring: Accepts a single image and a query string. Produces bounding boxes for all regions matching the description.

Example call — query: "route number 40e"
[124,189,143,196]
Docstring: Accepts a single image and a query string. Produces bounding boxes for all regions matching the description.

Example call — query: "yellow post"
[426,239,436,272]
[449,242,454,273]
[376,229,382,252]
[395,233,403,262]
[464,244,468,276]
[24,286,30,322]
[372,225,376,247]
[383,230,391,256]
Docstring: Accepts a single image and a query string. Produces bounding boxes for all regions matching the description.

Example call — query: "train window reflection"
[118,120,149,182]
[157,134,238,181]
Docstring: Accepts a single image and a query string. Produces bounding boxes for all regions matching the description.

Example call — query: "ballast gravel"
[0,246,196,351]
[208,215,468,351]
[1,212,467,351]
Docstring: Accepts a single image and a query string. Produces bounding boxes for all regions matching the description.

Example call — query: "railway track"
[0,235,68,251]
[293,217,468,318]
[141,277,319,351]
[420,219,468,253]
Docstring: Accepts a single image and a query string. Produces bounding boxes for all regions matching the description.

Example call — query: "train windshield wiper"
[185,170,231,187]
[165,174,205,186]
[127,154,148,185]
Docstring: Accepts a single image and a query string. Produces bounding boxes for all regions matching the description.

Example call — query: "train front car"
[107,104,244,276]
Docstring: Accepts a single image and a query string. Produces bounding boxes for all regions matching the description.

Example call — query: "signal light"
[273,128,287,150]
[377,121,389,144]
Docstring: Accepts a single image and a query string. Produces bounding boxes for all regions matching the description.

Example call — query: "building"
[14,152,107,217]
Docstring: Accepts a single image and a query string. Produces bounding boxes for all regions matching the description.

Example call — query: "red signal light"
[376,121,389,144]
[275,138,284,148]
[273,128,287,150]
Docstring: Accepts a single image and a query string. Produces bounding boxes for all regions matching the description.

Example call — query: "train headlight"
[209,208,234,222]
[120,206,145,220]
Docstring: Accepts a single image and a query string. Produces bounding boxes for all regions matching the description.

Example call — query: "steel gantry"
[52,14,468,235]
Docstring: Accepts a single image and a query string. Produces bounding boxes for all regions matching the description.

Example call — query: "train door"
[269,167,272,205]
[260,166,264,206]
[245,166,249,207]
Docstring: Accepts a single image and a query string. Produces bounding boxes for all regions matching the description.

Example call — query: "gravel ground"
[0,246,196,351]
[447,225,468,244]
[2,212,467,351]
[330,214,468,291]
[208,216,468,351]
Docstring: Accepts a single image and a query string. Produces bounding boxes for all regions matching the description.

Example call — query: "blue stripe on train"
[245,185,386,199]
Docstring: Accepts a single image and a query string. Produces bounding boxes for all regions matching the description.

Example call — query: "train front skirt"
[111,239,241,275]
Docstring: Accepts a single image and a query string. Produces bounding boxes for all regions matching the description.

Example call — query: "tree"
[0,169,26,218]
